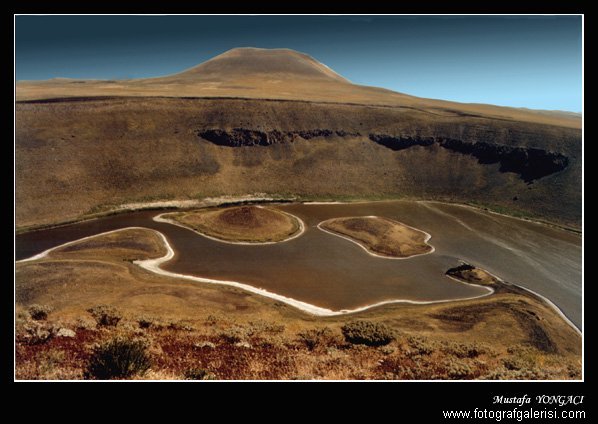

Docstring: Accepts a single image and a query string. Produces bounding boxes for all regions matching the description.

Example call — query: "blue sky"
[15,15,582,112]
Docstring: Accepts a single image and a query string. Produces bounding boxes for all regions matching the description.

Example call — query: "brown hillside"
[15,48,581,228]
[17,48,580,129]
[164,47,351,83]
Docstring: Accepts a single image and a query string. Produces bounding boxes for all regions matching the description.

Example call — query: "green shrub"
[341,321,395,346]
[86,337,151,379]
[28,304,53,321]
[87,305,122,327]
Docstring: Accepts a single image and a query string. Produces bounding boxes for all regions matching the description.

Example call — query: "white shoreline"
[15,226,581,331]
[16,226,491,316]
[15,227,153,263]
[452,262,581,335]
[513,285,582,336]
[317,216,435,260]
[154,207,306,246]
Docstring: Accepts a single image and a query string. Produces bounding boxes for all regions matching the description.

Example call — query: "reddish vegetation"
[15,313,580,380]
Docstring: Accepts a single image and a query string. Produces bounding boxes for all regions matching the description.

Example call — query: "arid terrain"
[15,47,582,380]
[319,216,432,258]
[165,205,302,243]
[16,229,580,380]
[16,48,581,230]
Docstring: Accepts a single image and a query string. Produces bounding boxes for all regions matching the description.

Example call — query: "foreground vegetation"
[16,306,579,380]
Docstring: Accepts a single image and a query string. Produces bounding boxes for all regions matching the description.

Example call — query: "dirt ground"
[320,216,432,258]
[166,206,301,243]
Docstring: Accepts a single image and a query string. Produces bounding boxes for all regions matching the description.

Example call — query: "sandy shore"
[116,194,293,212]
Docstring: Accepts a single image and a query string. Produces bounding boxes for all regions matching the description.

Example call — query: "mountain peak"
[169,47,350,83]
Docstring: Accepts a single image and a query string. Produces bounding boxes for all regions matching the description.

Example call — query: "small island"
[319,216,433,258]
[445,264,501,286]
[165,205,302,243]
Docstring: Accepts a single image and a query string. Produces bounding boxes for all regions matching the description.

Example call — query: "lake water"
[16,201,582,328]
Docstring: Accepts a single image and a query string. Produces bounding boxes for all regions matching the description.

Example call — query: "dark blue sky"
[15,15,582,111]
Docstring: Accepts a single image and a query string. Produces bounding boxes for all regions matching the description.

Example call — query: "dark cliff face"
[15,97,581,228]
[198,129,569,183]
[368,134,435,150]
[369,135,569,183]
[197,129,360,146]
[437,138,569,183]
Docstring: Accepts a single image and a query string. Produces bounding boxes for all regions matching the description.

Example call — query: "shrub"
[194,341,216,349]
[75,317,96,330]
[137,315,156,329]
[86,337,151,379]
[87,305,122,327]
[184,368,216,380]
[502,357,526,371]
[406,336,435,356]
[298,327,338,351]
[444,360,475,379]
[248,320,285,336]
[483,367,550,380]
[17,322,53,345]
[167,320,194,331]
[442,341,488,359]
[219,326,247,344]
[28,304,53,321]
[341,321,395,346]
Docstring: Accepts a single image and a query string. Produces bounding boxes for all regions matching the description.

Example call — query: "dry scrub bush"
[87,305,122,327]
[298,327,339,351]
[17,322,53,345]
[219,326,248,343]
[341,321,395,346]
[248,320,285,336]
[28,304,53,321]
[405,335,436,356]
[184,368,217,380]
[441,341,488,359]
[86,337,151,379]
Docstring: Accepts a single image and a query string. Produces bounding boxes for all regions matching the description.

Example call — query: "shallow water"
[16,201,582,328]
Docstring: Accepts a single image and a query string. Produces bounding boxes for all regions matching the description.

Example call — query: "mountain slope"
[162,47,350,83]
[15,48,582,228]
[16,48,580,129]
